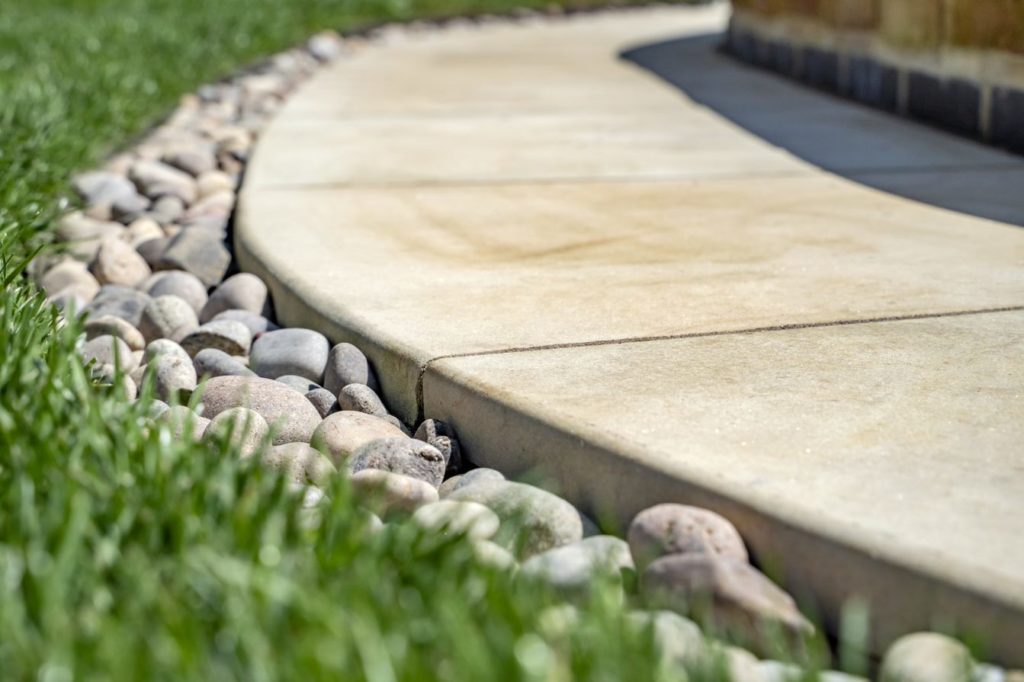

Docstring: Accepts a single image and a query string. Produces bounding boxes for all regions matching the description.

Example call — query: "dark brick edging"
[723,22,1024,155]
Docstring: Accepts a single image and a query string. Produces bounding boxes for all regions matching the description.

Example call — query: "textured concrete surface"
[236,4,1024,663]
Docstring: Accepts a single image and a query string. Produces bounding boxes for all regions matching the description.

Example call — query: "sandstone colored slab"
[239,175,1024,421]
[423,311,1024,664]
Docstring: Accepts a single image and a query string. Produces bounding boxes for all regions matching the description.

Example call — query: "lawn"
[0,0,806,680]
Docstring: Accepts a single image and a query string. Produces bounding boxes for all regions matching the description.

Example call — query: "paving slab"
[423,311,1024,661]
[236,3,1024,663]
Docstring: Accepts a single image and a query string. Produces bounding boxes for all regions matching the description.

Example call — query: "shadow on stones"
[621,34,1024,228]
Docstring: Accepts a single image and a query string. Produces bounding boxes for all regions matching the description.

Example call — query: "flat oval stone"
[83,315,146,351]
[446,480,583,558]
[348,437,445,488]
[880,632,974,682]
[276,374,322,394]
[145,270,208,314]
[349,469,438,517]
[412,500,500,540]
[323,342,378,395]
[125,217,164,247]
[311,411,406,464]
[158,228,230,287]
[144,338,191,365]
[89,237,151,287]
[250,328,329,382]
[85,285,152,327]
[211,309,279,337]
[180,319,252,357]
[641,554,812,639]
[200,273,269,322]
[81,334,137,373]
[439,467,505,498]
[193,347,255,380]
[40,259,99,295]
[129,160,197,204]
[138,295,199,344]
[72,170,137,206]
[199,375,321,445]
[261,442,335,486]
[147,351,197,402]
[203,406,269,459]
[628,503,748,571]
[338,383,387,417]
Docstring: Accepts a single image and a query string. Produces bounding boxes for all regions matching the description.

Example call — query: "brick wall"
[726,0,1024,152]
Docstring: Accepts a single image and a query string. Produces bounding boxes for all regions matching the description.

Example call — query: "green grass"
[0,0,832,679]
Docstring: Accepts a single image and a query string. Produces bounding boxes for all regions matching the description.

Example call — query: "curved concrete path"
[237,5,1024,663]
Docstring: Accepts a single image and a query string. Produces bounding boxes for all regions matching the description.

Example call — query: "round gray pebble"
[138,295,199,344]
[348,437,445,488]
[305,387,339,418]
[193,347,255,380]
[211,309,279,337]
[144,270,208,314]
[323,342,378,395]
[250,328,329,382]
[338,383,387,418]
[200,273,269,322]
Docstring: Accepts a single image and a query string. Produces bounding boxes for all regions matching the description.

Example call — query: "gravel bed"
[28,11,1019,682]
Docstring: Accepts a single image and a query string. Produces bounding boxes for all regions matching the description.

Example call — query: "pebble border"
[27,8,1021,682]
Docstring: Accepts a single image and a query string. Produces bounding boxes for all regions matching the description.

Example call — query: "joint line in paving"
[413,304,1024,421]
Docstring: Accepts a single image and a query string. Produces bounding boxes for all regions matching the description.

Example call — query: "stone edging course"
[26,8,1020,681]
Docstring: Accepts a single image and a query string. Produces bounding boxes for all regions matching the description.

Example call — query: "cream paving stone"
[422,311,1024,665]
[239,173,1024,420]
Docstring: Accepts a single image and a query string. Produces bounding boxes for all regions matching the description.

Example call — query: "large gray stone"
[81,334,137,373]
[144,270,208,315]
[438,467,505,498]
[138,295,199,344]
[83,315,145,351]
[348,437,444,488]
[446,480,584,558]
[200,273,270,322]
[198,375,322,445]
[147,351,198,402]
[72,170,137,207]
[193,348,255,380]
[323,342,379,395]
[129,160,197,204]
[159,228,231,287]
[305,388,339,418]
[89,238,151,287]
[250,328,329,382]
[84,285,152,327]
[338,383,387,417]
